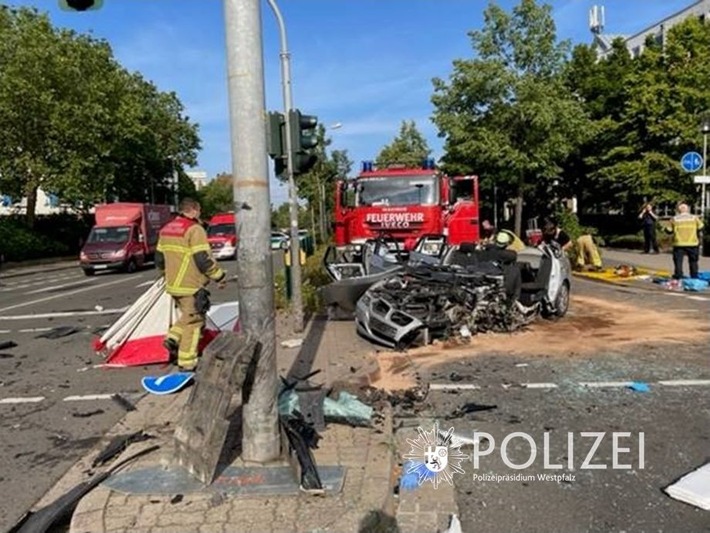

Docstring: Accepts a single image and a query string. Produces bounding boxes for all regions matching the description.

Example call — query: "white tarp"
[665,462,710,510]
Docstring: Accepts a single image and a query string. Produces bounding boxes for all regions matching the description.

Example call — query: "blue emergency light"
[361,161,374,172]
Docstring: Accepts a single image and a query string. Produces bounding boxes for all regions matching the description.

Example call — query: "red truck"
[333,160,480,251]
[80,203,172,276]
[207,212,237,260]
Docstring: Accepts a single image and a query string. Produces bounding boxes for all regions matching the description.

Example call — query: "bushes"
[0,213,93,262]
[274,245,331,314]
[605,227,673,251]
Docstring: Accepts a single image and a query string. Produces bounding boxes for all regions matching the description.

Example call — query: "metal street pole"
[224,0,280,462]
[703,132,708,220]
[266,0,304,333]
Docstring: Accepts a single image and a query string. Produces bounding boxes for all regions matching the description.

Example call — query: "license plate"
[93,265,108,270]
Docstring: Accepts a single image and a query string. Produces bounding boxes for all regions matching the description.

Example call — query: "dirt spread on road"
[367,295,709,391]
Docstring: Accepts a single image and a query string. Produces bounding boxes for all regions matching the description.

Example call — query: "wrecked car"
[354,241,571,349]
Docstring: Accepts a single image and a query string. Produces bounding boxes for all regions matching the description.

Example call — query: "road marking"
[0,329,10,334]
[579,381,635,388]
[658,379,710,386]
[18,327,55,333]
[0,277,135,314]
[523,383,558,389]
[0,307,128,321]
[0,397,45,404]
[686,295,710,301]
[429,383,481,391]
[63,394,114,401]
[136,280,155,288]
[24,279,94,295]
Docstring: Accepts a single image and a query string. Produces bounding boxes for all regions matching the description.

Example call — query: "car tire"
[83,268,95,277]
[125,259,137,274]
[553,280,570,318]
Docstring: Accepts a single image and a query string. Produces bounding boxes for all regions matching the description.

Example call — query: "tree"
[431,0,590,235]
[0,7,200,226]
[375,120,431,168]
[199,173,233,218]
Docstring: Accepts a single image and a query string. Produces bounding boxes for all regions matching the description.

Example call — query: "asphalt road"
[409,279,710,533]
[0,259,249,532]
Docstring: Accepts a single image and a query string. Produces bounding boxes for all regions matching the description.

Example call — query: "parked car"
[270,231,290,250]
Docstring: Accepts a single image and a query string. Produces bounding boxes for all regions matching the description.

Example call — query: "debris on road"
[279,388,374,428]
[71,409,105,418]
[665,462,710,510]
[170,494,184,504]
[111,393,137,412]
[281,338,303,349]
[0,340,18,351]
[447,402,497,419]
[36,326,81,339]
[442,514,463,533]
[281,413,323,493]
[92,431,154,468]
[627,382,650,393]
[0,353,14,359]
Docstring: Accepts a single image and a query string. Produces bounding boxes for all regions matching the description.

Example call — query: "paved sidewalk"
[24,318,414,533]
[601,248,710,273]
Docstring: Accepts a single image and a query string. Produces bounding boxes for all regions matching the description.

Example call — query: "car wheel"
[553,281,570,318]
[125,259,137,274]
[83,268,95,277]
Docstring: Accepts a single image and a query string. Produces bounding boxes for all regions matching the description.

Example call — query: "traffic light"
[59,0,103,11]
[267,111,286,177]
[288,109,319,175]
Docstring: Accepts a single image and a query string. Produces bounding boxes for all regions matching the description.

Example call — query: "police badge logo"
[403,422,468,488]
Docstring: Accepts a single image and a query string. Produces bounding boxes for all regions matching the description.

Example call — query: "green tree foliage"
[431,0,590,235]
[375,120,431,168]
[565,17,710,214]
[0,7,200,226]
[198,173,233,218]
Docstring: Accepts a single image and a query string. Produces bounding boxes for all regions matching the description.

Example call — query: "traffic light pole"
[224,0,280,462]
[266,0,305,333]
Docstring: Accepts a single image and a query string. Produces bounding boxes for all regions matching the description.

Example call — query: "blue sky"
[10,0,695,204]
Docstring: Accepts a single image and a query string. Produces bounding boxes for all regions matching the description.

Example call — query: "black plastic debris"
[12,445,159,533]
[72,409,105,418]
[0,340,18,350]
[281,414,322,492]
[0,353,14,359]
[111,394,136,412]
[170,494,184,504]
[92,431,154,468]
[36,326,81,340]
[449,402,497,418]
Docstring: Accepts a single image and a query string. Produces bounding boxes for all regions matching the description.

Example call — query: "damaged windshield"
[356,175,438,207]
[87,226,131,244]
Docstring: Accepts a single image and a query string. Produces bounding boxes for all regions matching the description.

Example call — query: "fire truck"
[333,160,480,251]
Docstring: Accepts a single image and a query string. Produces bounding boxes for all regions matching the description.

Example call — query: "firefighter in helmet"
[155,198,226,370]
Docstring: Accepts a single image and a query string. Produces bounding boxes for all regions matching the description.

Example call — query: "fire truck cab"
[333,160,480,251]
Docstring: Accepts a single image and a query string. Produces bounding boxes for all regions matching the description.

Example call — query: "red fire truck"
[333,160,480,250]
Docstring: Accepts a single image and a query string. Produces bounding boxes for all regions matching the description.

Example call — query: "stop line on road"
[430,379,710,392]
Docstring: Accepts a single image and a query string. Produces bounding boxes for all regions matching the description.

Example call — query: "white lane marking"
[24,278,95,295]
[0,329,10,334]
[429,383,481,391]
[18,327,54,333]
[579,381,635,388]
[0,277,135,314]
[658,379,710,386]
[0,397,45,404]
[524,383,558,389]
[0,307,128,321]
[136,280,154,288]
[686,295,710,301]
[63,394,114,401]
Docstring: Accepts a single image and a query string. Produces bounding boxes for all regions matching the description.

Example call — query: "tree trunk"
[318,182,326,242]
[25,184,39,229]
[310,203,317,245]
[514,182,524,238]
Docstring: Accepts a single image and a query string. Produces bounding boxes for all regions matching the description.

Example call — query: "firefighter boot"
[163,338,179,364]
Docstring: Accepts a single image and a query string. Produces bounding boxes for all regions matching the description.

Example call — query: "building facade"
[591,0,710,59]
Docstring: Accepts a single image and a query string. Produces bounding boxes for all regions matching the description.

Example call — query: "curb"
[1,261,78,279]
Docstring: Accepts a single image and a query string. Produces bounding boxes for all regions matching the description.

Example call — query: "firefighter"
[156,198,226,371]
[479,221,526,252]
[664,203,704,279]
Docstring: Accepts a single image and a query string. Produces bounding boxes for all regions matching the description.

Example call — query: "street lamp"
[701,118,710,219]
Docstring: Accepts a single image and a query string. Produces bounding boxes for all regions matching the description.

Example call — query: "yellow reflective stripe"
[173,253,192,289]
[160,244,190,253]
[166,285,196,296]
[191,244,210,253]
[209,268,225,281]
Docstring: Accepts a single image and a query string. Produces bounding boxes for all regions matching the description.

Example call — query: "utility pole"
[266,0,304,333]
[224,0,280,462]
